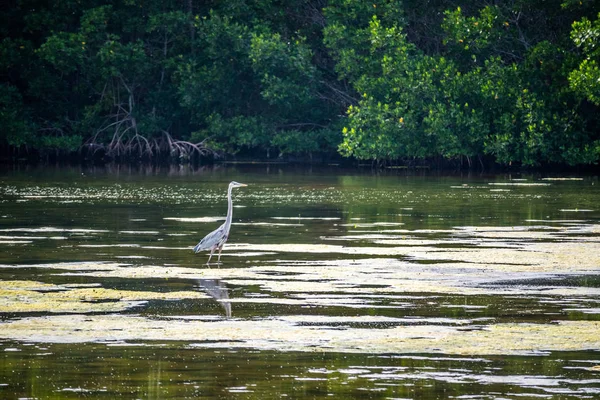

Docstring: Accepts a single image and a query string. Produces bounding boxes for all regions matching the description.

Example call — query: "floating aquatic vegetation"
[0,314,598,356]
[0,280,209,314]
[4,230,598,300]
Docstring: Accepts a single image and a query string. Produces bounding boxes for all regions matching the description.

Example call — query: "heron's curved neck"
[224,185,234,231]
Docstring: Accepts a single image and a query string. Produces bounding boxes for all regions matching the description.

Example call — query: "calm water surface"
[1,165,599,399]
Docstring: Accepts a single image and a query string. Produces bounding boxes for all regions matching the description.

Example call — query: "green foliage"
[569,59,600,105]
[191,114,272,154]
[329,0,600,166]
[333,15,483,161]
[569,14,600,105]
[177,14,255,121]
[1,0,599,166]
[273,127,342,157]
[177,9,332,157]
[442,6,505,55]
[249,33,316,111]
[39,134,82,152]
[0,84,34,147]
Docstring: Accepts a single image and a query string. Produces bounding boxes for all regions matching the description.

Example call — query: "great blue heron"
[193,181,247,264]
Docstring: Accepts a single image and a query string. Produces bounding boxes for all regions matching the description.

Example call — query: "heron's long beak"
[239,183,248,187]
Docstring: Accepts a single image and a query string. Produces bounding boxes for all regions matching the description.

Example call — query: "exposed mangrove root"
[81,77,217,162]
[82,130,215,162]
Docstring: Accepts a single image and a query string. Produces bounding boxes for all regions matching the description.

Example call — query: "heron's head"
[230,181,248,188]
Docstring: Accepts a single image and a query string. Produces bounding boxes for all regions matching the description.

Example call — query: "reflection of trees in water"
[196,279,232,318]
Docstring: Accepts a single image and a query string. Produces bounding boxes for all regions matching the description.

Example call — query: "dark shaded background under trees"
[1,0,600,167]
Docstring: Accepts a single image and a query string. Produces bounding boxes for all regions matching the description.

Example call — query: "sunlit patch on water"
[226,386,254,393]
[542,177,584,181]
[338,222,405,227]
[0,227,109,233]
[559,209,594,212]
[271,216,341,220]
[115,255,150,259]
[164,216,224,223]
[235,222,304,227]
[118,230,160,235]
[488,182,551,187]
[78,244,142,248]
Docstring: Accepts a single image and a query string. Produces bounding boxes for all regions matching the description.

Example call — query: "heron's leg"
[207,248,215,264]
[217,246,224,263]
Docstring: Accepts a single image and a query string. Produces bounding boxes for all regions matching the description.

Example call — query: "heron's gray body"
[193,181,247,263]
[193,224,228,253]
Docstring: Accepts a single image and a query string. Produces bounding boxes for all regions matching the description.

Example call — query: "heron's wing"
[194,224,226,253]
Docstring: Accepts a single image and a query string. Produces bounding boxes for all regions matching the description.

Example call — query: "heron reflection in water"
[193,181,247,264]
[196,279,232,318]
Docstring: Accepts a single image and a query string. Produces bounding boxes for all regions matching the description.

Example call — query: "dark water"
[1,164,599,399]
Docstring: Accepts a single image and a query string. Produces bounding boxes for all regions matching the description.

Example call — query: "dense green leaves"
[0,84,34,147]
[1,0,600,166]
[328,0,600,166]
[570,13,600,105]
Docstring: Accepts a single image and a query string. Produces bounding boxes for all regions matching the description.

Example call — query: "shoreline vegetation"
[2,1,600,169]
